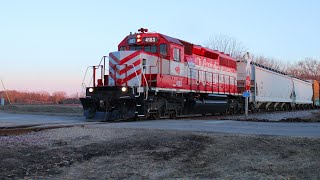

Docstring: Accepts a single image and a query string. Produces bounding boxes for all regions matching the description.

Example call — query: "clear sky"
[0,0,319,95]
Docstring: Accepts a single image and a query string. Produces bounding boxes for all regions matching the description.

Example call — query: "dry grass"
[0,104,82,116]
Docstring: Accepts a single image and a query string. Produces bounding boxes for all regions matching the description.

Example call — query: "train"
[80,28,320,121]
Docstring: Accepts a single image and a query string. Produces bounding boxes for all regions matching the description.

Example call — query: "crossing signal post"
[244,76,251,119]
[244,52,252,120]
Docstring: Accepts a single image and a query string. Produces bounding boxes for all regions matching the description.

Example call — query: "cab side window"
[119,46,126,51]
[145,45,157,53]
[173,48,181,62]
[160,44,167,56]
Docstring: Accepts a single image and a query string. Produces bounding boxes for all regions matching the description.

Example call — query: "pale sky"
[0,0,319,95]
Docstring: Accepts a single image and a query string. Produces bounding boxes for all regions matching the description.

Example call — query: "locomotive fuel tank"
[184,94,229,115]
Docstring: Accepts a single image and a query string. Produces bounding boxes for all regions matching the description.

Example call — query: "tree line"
[0,90,80,105]
[205,34,320,82]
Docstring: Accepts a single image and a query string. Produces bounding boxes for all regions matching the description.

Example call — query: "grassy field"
[0,104,83,116]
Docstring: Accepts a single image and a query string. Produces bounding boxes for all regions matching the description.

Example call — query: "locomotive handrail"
[189,67,214,91]
[127,64,149,100]
[81,82,87,95]
[188,67,235,94]
[145,57,160,86]
[81,56,108,95]
[141,64,151,100]
[99,56,108,84]
[81,66,93,95]
[126,64,141,85]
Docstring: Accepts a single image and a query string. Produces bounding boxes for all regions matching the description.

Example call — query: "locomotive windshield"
[129,45,157,53]
[129,46,142,51]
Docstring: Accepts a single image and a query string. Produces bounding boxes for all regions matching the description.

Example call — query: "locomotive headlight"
[88,87,94,93]
[121,87,127,92]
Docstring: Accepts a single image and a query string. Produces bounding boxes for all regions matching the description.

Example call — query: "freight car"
[80,28,314,121]
[237,62,313,111]
[308,80,320,108]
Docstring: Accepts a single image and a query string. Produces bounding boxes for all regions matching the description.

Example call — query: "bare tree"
[286,58,320,81]
[204,34,247,59]
[252,55,288,72]
[51,91,67,104]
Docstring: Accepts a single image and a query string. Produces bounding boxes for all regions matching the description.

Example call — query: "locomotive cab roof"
[117,28,236,64]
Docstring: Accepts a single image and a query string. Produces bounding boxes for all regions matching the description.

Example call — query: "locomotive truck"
[80,28,316,121]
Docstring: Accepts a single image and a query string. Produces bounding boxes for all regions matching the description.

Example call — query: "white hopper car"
[237,61,313,111]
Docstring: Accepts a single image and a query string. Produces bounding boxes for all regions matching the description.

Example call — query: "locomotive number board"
[143,37,158,43]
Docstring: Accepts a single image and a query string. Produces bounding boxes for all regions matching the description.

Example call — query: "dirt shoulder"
[0,126,319,179]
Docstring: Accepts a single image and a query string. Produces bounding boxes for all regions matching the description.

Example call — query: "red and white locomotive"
[80,28,314,120]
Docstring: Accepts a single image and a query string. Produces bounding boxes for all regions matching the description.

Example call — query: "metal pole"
[93,66,96,87]
[245,94,248,119]
[101,65,104,82]
[244,52,251,120]
[1,79,11,105]
[103,56,106,85]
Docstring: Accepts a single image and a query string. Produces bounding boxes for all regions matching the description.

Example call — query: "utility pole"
[1,79,11,105]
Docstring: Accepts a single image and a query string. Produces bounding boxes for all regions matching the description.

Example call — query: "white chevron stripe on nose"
[108,51,142,86]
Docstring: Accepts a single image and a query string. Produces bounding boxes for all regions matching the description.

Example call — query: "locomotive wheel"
[219,111,226,116]
[235,106,240,114]
[250,104,255,113]
[87,106,97,119]
[155,112,160,119]
[169,111,177,119]
[225,108,230,115]
[149,114,154,120]
[240,107,245,114]
[229,107,237,115]
[151,112,160,120]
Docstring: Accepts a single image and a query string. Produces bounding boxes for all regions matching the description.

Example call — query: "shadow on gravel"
[237,117,320,123]
[279,118,320,122]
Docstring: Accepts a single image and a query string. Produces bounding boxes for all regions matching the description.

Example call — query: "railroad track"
[0,122,102,136]
[134,108,319,122]
[1,109,316,135]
